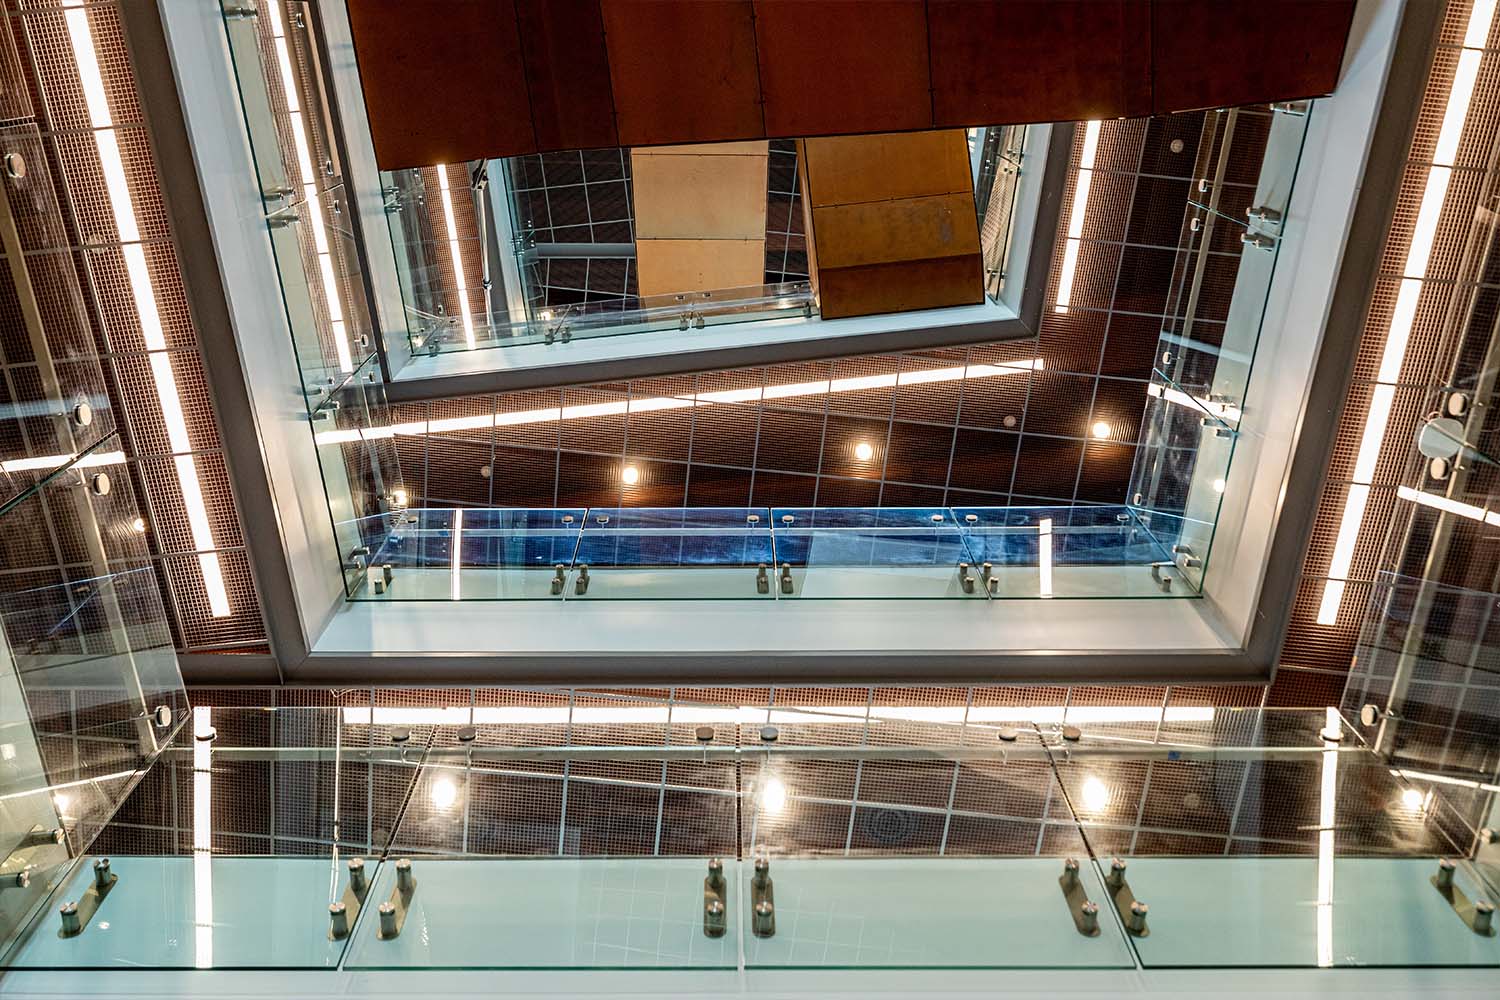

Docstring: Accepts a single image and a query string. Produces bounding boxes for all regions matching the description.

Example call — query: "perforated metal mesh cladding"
[397,110,1268,517]
[119,687,1466,865]
[0,1,264,651]
[1280,0,1500,704]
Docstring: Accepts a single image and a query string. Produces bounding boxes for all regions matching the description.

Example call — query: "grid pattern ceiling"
[1277,0,1500,708]
[396,111,1267,517]
[0,0,264,653]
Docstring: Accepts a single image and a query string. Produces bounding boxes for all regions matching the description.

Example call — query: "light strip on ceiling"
[1,450,125,474]
[1316,0,1497,625]
[450,506,463,601]
[1053,120,1101,314]
[265,0,354,375]
[1038,517,1054,598]
[1391,767,1500,793]
[437,164,477,350]
[341,705,1217,726]
[192,706,213,969]
[61,1,230,618]
[1317,706,1339,968]
[1395,484,1492,523]
[313,359,1044,446]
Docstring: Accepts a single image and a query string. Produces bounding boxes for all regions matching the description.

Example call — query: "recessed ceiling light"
[1091,421,1111,439]
[854,441,874,461]
[131,517,146,533]
[621,465,640,486]
[1212,478,1225,493]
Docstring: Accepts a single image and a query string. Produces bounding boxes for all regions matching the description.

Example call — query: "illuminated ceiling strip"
[1317,0,1496,625]
[1,450,125,474]
[437,164,477,350]
[450,506,463,601]
[1317,707,1339,968]
[1395,484,1491,523]
[1392,767,1500,793]
[1038,517,1054,598]
[265,1,354,375]
[341,705,1216,726]
[1053,120,1101,314]
[313,359,1044,445]
[61,1,230,618]
[192,706,213,969]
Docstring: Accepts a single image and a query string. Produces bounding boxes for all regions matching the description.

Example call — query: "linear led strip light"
[61,1,231,617]
[192,706,214,969]
[313,359,1044,445]
[436,164,477,349]
[1317,706,1340,968]
[342,705,1216,726]
[1053,120,1102,314]
[1317,0,1497,626]
[265,0,354,374]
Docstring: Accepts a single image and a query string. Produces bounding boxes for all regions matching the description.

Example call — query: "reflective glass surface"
[4,707,1498,971]
[344,505,1201,602]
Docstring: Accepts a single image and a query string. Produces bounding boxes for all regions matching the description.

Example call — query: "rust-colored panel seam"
[924,0,936,131]
[509,0,541,153]
[748,1,769,138]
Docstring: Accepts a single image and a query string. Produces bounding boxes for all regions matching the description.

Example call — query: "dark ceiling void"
[346,0,1357,170]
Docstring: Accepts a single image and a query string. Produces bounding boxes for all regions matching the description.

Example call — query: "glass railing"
[1130,102,1316,590]
[218,0,404,598]
[379,129,1030,361]
[340,504,1193,602]
[406,281,816,357]
[4,705,1496,971]
[0,437,187,961]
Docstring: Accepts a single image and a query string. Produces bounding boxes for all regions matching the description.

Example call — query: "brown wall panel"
[346,0,534,170]
[811,192,979,269]
[800,130,972,207]
[350,0,1355,169]
[927,0,1152,127]
[600,0,763,147]
[1151,0,1356,114]
[516,0,619,151]
[800,255,984,320]
[753,0,931,136]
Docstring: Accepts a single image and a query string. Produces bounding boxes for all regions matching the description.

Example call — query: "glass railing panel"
[310,355,403,597]
[975,125,1027,303]
[350,507,586,600]
[769,507,979,600]
[1044,711,1500,968]
[570,507,775,600]
[220,2,376,392]
[954,505,1185,598]
[738,737,1135,969]
[1156,103,1313,426]
[0,440,185,963]
[2,706,432,969]
[1129,372,1237,593]
[346,727,743,970]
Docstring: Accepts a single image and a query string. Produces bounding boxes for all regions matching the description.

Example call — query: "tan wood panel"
[631,145,769,241]
[636,239,767,297]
